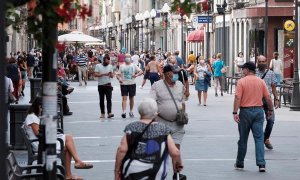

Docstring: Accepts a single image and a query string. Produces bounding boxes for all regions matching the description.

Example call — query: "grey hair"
[138,98,158,119]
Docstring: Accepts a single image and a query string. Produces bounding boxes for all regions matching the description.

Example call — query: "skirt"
[195,79,208,92]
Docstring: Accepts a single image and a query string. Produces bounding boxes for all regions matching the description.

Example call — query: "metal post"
[181,15,184,64]
[206,7,210,61]
[223,0,227,64]
[164,13,168,52]
[146,19,149,51]
[264,0,268,58]
[152,17,155,53]
[141,21,144,52]
[0,0,8,179]
[39,0,58,178]
[126,24,129,51]
[290,1,300,111]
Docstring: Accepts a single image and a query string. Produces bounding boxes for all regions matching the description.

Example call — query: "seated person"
[114,98,183,180]
[23,97,93,180]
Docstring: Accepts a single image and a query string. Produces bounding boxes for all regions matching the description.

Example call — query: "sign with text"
[193,16,213,23]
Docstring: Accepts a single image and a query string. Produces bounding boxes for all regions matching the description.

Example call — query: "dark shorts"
[120,84,136,97]
[143,71,149,80]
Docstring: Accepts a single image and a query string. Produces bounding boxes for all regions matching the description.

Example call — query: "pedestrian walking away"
[116,53,143,118]
[76,51,89,86]
[149,64,187,180]
[233,62,274,172]
[256,55,280,150]
[145,55,162,85]
[94,54,115,119]
[212,53,225,97]
[114,98,183,180]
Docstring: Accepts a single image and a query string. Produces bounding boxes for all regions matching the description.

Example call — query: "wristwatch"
[232,112,237,115]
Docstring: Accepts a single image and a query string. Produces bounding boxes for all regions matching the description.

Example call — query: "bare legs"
[129,96,134,112]
[122,96,134,113]
[197,91,208,105]
[64,134,84,178]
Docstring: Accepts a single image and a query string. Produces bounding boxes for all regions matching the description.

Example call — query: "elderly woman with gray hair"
[114,98,183,180]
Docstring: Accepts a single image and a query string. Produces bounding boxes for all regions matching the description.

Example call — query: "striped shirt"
[76,54,88,67]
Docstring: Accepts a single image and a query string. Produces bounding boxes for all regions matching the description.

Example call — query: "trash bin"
[9,104,31,150]
[36,72,42,78]
[29,78,42,103]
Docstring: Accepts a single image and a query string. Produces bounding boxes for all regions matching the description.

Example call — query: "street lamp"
[126,16,132,52]
[161,3,170,52]
[290,0,300,111]
[217,0,227,65]
[143,10,150,52]
[119,19,124,49]
[265,0,268,58]
[150,9,156,53]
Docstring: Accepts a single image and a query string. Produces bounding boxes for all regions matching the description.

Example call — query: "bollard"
[9,104,31,150]
[29,78,42,103]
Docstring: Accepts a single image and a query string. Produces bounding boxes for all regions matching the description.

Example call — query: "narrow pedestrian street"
[17,77,297,180]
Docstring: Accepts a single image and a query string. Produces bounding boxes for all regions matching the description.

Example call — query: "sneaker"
[100,114,105,118]
[79,83,82,86]
[221,92,223,96]
[129,112,134,118]
[173,173,186,180]
[234,163,244,170]
[215,93,218,97]
[139,86,143,89]
[264,139,273,150]
[259,165,266,172]
[85,81,87,85]
[107,113,114,118]
[121,113,126,118]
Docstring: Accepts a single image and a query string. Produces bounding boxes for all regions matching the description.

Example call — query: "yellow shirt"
[188,54,196,64]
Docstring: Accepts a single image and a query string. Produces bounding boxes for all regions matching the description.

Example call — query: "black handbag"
[163,81,188,125]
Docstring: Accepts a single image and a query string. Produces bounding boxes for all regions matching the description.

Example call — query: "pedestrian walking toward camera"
[233,62,273,172]
[76,51,89,86]
[116,54,143,118]
[194,57,212,106]
[149,64,187,180]
[269,52,283,86]
[94,54,115,119]
[256,55,280,150]
[114,98,183,180]
[212,53,225,97]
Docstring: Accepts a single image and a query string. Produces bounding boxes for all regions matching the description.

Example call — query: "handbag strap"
[163,80,179,112]
[261,69,269,80]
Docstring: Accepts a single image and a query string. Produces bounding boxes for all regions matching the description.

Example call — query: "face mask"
[125,58,131,63]
[199,60,205,64]
[171,73,179,82]
[257,64,267,71]
[103,62,109,66]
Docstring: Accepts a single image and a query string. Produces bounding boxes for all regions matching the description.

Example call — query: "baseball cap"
[239,62,256,72]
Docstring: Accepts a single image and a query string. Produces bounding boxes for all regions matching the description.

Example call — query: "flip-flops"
[74,162,93,169]
[66,175,83,180]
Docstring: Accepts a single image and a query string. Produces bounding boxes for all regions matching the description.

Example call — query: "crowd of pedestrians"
[5,45,286,180]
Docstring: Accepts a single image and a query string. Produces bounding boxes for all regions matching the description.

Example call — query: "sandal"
[66,175,83,180]
[74,162,93,169]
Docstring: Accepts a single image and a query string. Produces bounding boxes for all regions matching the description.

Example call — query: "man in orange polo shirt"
[233,62,273,172]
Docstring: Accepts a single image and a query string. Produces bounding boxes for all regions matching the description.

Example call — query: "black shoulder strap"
[261,69,269,80]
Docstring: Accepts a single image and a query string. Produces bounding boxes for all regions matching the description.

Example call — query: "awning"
[187,29,204,42]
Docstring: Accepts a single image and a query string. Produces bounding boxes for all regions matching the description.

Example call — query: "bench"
[20,126,65,168]
[279,78,293,106]
[6,151,65,180]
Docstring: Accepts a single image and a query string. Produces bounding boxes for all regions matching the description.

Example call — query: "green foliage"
[170,0,205,16]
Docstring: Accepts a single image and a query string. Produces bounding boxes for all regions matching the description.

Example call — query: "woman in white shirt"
[23,97,93,180]
[234,52,245,75]
[269,52,283,86]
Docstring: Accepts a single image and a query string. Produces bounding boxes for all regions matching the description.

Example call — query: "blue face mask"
[171,74,179,82]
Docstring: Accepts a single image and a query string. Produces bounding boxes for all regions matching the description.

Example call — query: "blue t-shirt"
[176,56,184,67]
[212,59,224,77]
